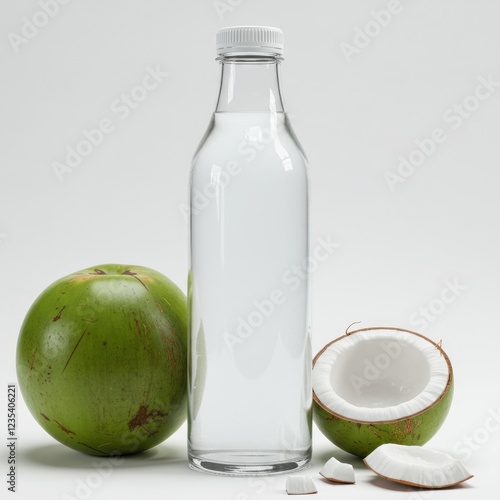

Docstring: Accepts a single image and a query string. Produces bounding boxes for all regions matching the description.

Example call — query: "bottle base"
[188,450,311,476]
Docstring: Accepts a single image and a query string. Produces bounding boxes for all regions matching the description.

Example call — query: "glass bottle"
[188,26,311,475]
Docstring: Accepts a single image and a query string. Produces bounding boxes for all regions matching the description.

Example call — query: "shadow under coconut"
[314,448,365,470]
[317,477,355,487]
[22,442,186,470]
[367,476,475,492]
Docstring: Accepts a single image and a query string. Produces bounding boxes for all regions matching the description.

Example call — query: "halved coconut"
[313,327,453,457]
[319,457,355,484]
[364,444,473,488]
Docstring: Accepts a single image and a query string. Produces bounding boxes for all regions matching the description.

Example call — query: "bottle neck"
[215,56,285,113]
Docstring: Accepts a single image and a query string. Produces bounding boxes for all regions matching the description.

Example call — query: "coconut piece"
[319,457,355,484]
[364,444,473,489]
[286,475,317,495]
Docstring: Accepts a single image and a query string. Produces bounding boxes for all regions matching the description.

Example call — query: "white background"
[1,0,499,498]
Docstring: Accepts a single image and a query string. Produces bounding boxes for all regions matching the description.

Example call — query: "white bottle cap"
[216,26,284,57]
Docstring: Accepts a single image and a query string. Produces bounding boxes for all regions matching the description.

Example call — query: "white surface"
[1,0,498,498]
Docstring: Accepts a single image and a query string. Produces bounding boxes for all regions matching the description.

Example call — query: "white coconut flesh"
[286,475,317,495]
[313,329,451,422]
[364,444,473,488]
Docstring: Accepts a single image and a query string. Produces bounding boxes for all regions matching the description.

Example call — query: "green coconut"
[16,264,187,456]
[312,327,454,458]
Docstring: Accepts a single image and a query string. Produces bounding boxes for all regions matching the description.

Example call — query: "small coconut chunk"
[319,457,355,484]
[286,475,317,495]
[364,444,473,489]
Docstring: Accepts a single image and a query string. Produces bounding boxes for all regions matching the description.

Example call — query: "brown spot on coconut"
[54,420,76,436]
